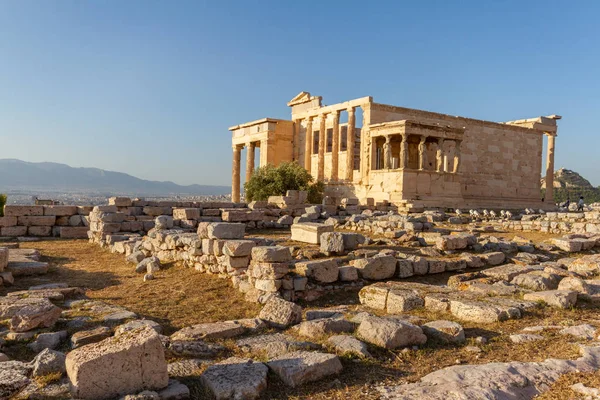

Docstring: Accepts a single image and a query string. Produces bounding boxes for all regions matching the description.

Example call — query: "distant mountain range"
[0,159,230,196]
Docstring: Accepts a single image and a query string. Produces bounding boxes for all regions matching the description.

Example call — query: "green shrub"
[244,162,325,203]
[0,194,6,217]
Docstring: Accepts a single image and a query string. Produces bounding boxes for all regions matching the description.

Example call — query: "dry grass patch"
[538,370,600,399]
[11,240,260,334]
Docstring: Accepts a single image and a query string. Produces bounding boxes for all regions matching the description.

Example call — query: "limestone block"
[173,208,201,220]
[480,252,506,266]
[553,238,582,252]
[342,232,366,250]
[108,197,133,207]
[327,335,370,358]
[248,262,290,280]
[251,246,292,262]
[66,326,168,400]
[28,226,52,236]
[222,209,263,222]
[386,289,424,313]
[0,217,17,227]
[60,227,90,239]
[258,297,302,329]
[207,223,245,239]
[10,298,62,332]
[201,357,268,400]
[223,240,256,257]
[267,351,342,387]
[422,320,465,344]
[523,290,577,309]
[339,266,358,281]
[17,216,56,226]
[295,317,355,339]
[254,279,282,292]
[356,316,426,349]
[290,223,334,244]
[358,285,389,310]
[43,205,78,216]
[408,256,429,275]
[171,321,246,341]
[295,259,339,283]
[353,255,396,280]
[222,255,250,270]
[397,259,414,278]
[320,232,344,254]
[449,299,520,323]
[3,205,43,217]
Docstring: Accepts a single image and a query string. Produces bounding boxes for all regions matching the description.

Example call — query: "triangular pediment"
[288,91,311,105]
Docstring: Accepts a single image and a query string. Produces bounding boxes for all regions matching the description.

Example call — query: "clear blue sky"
[1,1,598,186]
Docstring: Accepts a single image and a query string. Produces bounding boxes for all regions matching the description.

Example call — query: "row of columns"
[231,141,258,203]
[302,107,356,182]
[380,135,462,173]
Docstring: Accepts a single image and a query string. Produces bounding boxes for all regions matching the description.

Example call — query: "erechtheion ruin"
[229,92,560,211]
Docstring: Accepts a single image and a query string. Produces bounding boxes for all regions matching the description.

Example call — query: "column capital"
[347,106,355,114]
[305,115,314,122]
[232,144,243,151]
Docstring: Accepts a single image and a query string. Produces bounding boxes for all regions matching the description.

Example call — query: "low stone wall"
[486,211,600,235]
[100,218,516,304]
[0,205,92,238]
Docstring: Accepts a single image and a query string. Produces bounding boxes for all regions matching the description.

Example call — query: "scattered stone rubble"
[7,199,600,398]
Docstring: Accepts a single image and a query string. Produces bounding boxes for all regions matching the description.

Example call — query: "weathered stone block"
[43,205,78,216]
[4,205,44,217]
[28,226,52,236]
[108,197,132,207]
[356,316,427,349]
[173,208,201,220]
[338,266,358,281]
[295,259,339,283]
[353,255,396,280]
[0,217,17,227]
[207,223,245,239]
[290,222,334,244]
[17,216,56,226]
[251,246,291,262]
[386,289,424,313]
[1,226,27,237]
[258,297,302,329]
[60,227,89,239]
[66,326,168,400]
[267,351,342,387]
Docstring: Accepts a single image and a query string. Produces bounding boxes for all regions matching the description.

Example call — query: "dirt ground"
[7,238,600,399]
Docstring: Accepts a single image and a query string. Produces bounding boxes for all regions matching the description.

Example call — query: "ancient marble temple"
[229,92,559,211]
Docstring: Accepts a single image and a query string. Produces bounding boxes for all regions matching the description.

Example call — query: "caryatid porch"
[366,120,465,204]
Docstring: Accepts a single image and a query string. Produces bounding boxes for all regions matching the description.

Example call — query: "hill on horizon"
[0,159,230,196]
[542,168,600,204]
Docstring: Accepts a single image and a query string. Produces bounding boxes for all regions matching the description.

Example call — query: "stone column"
[331,110,340,180]
[545,134,555,201]
[383,135,392,169]
[245,142,255,183]
[436,138,445,172]
[400,134,408,168]
[453,140,462,173]
[318,113,326,181]
[231,145,242,203]
[346,107,355,180]
[304,117,313,173]
[418,136,427,170]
